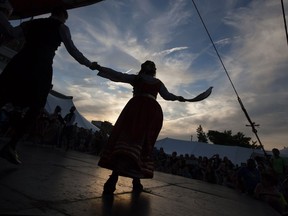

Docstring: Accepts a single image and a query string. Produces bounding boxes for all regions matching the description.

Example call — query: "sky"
[14,0,288,151]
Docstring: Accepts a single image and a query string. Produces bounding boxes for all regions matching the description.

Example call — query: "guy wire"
[190,0,268,157]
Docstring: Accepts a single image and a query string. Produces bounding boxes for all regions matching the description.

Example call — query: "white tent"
[155,137,265,166]
[45,91,99,132]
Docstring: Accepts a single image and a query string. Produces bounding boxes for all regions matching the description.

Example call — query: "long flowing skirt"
[98,96,163,178]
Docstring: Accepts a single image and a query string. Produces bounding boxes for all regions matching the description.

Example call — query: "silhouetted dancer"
[93,60,212,194]
[0,7,98,164]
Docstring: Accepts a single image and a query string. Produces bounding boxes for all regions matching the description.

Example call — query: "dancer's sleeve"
[97,67,136,84]
[59,24,92,68]
[159,82,183,101]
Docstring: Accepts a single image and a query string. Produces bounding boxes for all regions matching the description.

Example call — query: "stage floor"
[0,140,280,216]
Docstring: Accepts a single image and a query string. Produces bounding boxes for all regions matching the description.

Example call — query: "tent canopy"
[45,91,99,132]
[155,137,265,166]
[9,0,104,20]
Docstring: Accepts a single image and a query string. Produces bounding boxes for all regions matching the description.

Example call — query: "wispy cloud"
[152,47,189,57]
[51,0,288,151]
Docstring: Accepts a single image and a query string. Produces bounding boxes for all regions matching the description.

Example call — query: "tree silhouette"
[206,130,260,149]
[196,125,208,143]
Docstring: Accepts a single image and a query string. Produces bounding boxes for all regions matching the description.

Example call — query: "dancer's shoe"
[103,174,118,195]
[132,178,144,192]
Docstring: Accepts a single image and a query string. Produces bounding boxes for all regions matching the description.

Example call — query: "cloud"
[152,47,189,56]
[50,0,288,151]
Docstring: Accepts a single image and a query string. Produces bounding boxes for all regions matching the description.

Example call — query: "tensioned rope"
[190,0,268,157]
[281,0,288,46]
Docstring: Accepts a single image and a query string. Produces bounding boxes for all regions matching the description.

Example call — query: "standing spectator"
[0,7,98,164]
[95,61,190,194]
[271,148,287,185]
[169,151,179,175]
[44,105,64,146]
[92,130,106,156]
[215,161,228,185]
[236,158,261,195]
[61,106,76,150]
[199,156,209,181]
[177,154,191,178]
[204,159,216,183]
[28,107,50,144]
[154,147,168,172]
[186,154,200,179]
[83,129,93,152]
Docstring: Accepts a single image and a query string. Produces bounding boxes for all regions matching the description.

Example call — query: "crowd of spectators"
[153,147,288,215]
[1,104,288,215]
[0,104,108,155]
[153,147,236,186]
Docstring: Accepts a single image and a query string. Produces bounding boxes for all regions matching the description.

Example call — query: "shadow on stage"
[101,191,151,216]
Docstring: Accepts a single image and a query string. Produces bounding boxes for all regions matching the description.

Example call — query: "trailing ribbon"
[185,86,213,102]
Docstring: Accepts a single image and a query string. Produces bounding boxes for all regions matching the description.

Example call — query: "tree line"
[196,125,261,149]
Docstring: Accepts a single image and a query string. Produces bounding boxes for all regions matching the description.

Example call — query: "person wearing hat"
[94,61,187,194]
[0,0,23,44]
[0,7,98,165]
